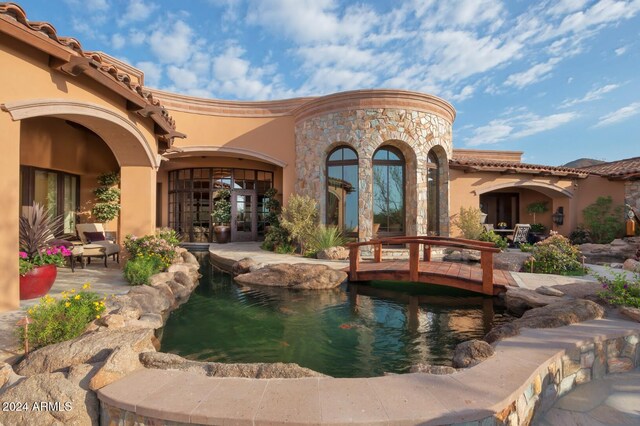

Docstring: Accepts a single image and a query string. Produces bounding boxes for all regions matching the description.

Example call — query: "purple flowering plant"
[595,269,640,308]
[19,246,72,275]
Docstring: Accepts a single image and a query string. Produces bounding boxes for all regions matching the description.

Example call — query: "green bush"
[308,226,347,255]
[124,256,162,285]
[530,223,545,233]
[519,243,535,253]
[452,206,484,240]
[261,225,291,252]
[124,229,179,270]
[523,234,584,275]
[212,188,232,224]
[274,243,296,254]
[478,230,507,250]
[582,196,625,243]
[280,194,318,254]
[92,171,120,223]
[569,226,592,244]
[596,270,640,308]
[18,285,106,350]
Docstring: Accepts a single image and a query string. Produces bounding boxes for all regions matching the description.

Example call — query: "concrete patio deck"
[0,262,127,363]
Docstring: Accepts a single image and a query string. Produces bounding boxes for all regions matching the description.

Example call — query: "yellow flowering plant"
[17,283,107,350]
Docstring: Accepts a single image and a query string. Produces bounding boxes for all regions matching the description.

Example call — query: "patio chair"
[76,223,121,267]
[506,224,531,247]
[483,223,494,232]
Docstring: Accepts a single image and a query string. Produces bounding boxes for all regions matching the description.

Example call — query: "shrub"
[280,194,318,254]
[596,270,640,308]
[18,284,105,350]
[124,229,179,270]
[261,225,291,252]
[519,243,535,253]
[569,226,592,244]
[582,196,625,243]
[530,223,545,234]
[308,226,347,255]
[92,171,120,223]
[478,230,507,250]
[211,188,232,225]
[264,188,281,227]
[274,243,296,254]
[452,206,484,240]
[124,256,162,285]
[523,234,584,275]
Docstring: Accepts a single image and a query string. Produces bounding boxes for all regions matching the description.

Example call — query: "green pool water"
[160,257,512,378]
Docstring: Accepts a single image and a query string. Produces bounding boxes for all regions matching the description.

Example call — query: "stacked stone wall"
[626,180,640,212]
[295,108,452,240]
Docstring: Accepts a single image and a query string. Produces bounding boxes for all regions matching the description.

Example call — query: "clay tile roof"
[577,157,640,179]
[449,158,591,177]
[0,2,183,145]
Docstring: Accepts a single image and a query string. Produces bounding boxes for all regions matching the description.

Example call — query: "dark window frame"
[372,146,406,235]
[326,146,359,232]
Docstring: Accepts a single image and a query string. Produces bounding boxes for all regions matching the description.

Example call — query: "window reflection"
[326,147,359,232]
[373,147,405,234]
[427,150,440,235]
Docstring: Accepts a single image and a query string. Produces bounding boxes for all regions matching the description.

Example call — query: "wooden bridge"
[346,236,515,296]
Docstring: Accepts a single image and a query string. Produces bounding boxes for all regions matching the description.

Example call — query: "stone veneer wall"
[626,180,640,212]
[295,108,453,241]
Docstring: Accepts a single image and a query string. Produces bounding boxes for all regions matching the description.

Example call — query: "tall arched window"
[427,150,440,235]
[326,147,358,232]
[373,146,405,234]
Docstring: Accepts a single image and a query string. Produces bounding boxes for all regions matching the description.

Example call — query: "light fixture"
[552,207,564,225]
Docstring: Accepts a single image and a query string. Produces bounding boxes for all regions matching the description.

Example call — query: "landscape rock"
[620,306,640,323]
[181,250,200,266]
[232,257,258,275]
[493,251,531,272]
[452,340,495,368]
[66,363,101,390]
[0,372,98,425]
[485,299,605,344]
[148,281,176,307]
[97,314,126,329]
[173,270,197,291]
[127,285,171,315]
[15,328,155,376]
[0,362,22,390]
[316,246,349,260]
[535,286,565,297]
[168,263,199,281]
[88,345,144,391]
[580,237,640,263]
[166,279,190,302]
[506,287,568,316]
[443,249,481,262]
[139,351,327,378]
[234,263,347,289]
[148,272,174,287]
[409,363,457,374]
[104,295,143,320]
[623,258,640,272]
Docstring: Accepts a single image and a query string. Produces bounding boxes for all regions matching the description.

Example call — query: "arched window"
[326,147,358,232]
[373,146,405,234]
[427,150,440,235]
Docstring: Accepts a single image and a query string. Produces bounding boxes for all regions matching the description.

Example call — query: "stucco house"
[1,2,637,312]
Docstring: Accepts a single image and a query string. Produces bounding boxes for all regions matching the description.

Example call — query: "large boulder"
[104,295,142,320]
[580,237,640,263]
[139,352,327,378]
[232,257,259,275]
[234,263,347,289]
[485,299,605,344]
[127,285,172,315]
[493,251,531,272]
[623,258,640,272]
[409,363,457,375]
[0,362,22,390]
[316,246,349,260]
[88,345,143,391]
[15,328,155,376]
[620,306,640,323]
[452,340,495,368]
[505,287,568,316]
[0,372,99,425]
[443,249,481,262]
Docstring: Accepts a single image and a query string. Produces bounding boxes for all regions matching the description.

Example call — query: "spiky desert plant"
[309,226,347,254]
[19,202,64,258]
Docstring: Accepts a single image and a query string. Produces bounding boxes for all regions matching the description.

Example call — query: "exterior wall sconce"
[552,207,564,225]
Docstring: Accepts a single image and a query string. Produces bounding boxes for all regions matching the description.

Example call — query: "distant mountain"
[563,158,606,168]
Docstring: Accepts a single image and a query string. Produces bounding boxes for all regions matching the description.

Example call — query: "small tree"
[280,194,318,254]
[211,188,232,225]
[582,196,624,243]
[452,206,484,240]
[92,172,120,223]
[527,201,548,224]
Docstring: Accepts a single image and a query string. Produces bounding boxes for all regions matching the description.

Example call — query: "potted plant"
[212,188,232,243]
[19,203,71,299]
[91,172,120,239]
[264,187,281,233]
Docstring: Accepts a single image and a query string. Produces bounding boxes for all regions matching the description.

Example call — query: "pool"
[160,256,512,378]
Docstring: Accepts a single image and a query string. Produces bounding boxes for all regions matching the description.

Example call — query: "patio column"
[119,166,157,241]
[358,156,373,241]
[0,112,20,311]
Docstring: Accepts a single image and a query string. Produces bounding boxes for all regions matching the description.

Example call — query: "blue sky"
[19,0,640,165]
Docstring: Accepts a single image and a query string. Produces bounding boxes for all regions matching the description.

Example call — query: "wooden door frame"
[231,189,258,241]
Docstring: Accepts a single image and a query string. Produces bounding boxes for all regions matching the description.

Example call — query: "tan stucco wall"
[573,175,626,228]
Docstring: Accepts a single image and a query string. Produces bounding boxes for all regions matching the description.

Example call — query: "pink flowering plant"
[19,202,70,276]
[124,228,180,270]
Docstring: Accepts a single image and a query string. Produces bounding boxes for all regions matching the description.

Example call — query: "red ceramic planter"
[20,264,57,300]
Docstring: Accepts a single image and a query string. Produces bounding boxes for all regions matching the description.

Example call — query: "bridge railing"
[347,236,501,295]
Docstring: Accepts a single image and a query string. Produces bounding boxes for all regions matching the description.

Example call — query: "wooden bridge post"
[409,242,419,282]
[480,251,494,295]
[349,245,360,281]
[423,245,431,262]
[374,242,382,263]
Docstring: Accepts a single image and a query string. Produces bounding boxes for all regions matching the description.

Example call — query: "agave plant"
[19,202,64,258]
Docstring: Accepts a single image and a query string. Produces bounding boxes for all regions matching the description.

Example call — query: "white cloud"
[136,61,162,87]
[119,0,158,26]
[547,0,590,16]
[167,66,200,90]
[210,46,276,99]
[414,0,506,30]
[615,45,629,55]
[111,34,126,50]
[593,102,640,127]
[148,20,194,64]
[65,0,108,12]
[557,0,640,36]
[561,83,621,107]
[505,57,561,88]
[466,110,579,146]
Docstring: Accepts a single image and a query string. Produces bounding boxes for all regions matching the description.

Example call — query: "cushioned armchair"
[76,223,121,267]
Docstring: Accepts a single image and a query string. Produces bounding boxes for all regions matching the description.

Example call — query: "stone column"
[415,161,428,236]
[119,166,157,242]
[358,157,373,241]
[0,112,20,311]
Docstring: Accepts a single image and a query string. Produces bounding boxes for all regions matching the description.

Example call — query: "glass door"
[231,190,257,241]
